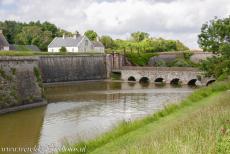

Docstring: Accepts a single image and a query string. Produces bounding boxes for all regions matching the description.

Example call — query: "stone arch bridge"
[112,66,215,86]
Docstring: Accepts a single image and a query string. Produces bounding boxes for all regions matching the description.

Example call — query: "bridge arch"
[155,77,164,83]
[188,79,197,86]
[170,78,181,85]
[206,80,215,86]
[128,76,136,81]
[139,77,150,84]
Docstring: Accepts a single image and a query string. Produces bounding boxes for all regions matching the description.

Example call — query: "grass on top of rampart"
[0,51,105,56]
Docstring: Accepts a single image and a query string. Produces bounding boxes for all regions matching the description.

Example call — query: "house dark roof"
[9,44,40,51]
[9,44,16,50]
[0,32,9,49]
[48,36,84,48]
[26,45,40,51]
[92,41,104,48]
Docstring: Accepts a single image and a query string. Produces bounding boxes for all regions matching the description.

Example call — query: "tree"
[59,46,67,53]
[198,16,230,79]
[198,16,230,56]
[100,35,114,49]
[15,26,53,51]
[84,30,98,41]
[15,26,43,45]
[42,21,58,37]
[0,20,72,51]
[0,21,24,44]
[32,31,53,50]
[131,31,149,42]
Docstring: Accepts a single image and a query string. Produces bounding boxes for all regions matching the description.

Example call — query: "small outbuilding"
[91,41,105,53]
[0,30,9,51]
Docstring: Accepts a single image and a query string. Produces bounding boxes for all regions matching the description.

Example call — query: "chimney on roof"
[62,33,66,39]
[73,31,80,39]
[96,36,100,42]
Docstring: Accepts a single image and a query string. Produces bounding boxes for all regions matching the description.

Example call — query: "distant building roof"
[9,44,40,51]
[48,36,84,48]
[27,45,40,51]
[92,41,104,48]
[0,30,9,49]
[9,44,16,50]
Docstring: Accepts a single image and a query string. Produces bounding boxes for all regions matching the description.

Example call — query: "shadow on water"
[0,107,45,154]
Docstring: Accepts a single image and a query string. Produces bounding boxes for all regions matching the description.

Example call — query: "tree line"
[0,20,189,52]
[0,21,73,51]
[88,31,189,52]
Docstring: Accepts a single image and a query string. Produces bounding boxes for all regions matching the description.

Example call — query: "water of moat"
[0,81,196,153]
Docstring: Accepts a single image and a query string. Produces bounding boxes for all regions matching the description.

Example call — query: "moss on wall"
[0,57,44,110]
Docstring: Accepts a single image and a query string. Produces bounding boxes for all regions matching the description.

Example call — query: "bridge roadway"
[112,66,215,86]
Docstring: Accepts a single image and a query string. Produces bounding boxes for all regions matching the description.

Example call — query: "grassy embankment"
[61,80,230,154]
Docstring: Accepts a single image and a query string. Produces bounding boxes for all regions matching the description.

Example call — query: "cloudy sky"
[0,0,230,48]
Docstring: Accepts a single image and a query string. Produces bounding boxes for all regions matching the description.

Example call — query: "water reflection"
[0,107,45,154]
[0,81,195,153]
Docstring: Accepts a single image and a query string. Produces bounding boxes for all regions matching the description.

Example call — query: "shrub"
[126,52,157,66]
[59,46,67,53]
[172,59,190,67]
[155,60,167,67]
[200,56,230,78]
[183,51,193,60]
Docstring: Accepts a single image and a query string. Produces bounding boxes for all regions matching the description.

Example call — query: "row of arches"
[127,76,215,86]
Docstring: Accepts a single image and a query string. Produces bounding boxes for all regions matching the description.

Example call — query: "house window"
[85,40,88,46]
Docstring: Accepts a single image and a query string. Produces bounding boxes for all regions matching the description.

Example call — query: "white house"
[48,32,105,53]
[91,41,105,53]
[0,30,10,51]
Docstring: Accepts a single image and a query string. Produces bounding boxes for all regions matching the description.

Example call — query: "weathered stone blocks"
[39,55,108,83]
[0,56,44,110]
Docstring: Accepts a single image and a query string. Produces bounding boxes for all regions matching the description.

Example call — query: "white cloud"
[0,0,230,48]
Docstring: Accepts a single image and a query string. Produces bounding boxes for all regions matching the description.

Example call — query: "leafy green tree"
[15,26,53,51]
[219,43,230,58]
[100,35,114,49]
[59,46,67,53]
[32,31,53,50]
[198,16,230,56]
[131,32,149,42]
[84,30,98,41]
[0,21,24,44]
[16,26,42,45]
[199,16,230,79]
[42,22,58,37]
